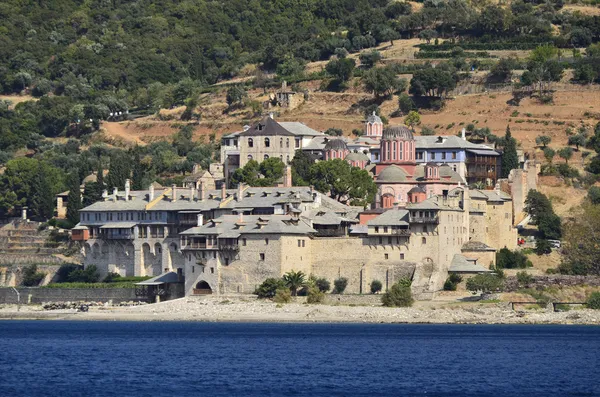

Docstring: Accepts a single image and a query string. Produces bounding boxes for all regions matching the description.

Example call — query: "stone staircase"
[0,221,70,265]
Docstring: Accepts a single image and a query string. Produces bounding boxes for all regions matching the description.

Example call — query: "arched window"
[286,138,290,148]
[286,155,290,163]
[264,138,270,147]
[280,155,283,161]
[392,142,396,160]
[280,138,283,147]
[264,154,269,160]
[248,155,253,160]
[248,138,253,148]
[422,237,427,244]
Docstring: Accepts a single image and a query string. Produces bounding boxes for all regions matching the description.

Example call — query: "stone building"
[365,111,384,138]
[274,81,303,109]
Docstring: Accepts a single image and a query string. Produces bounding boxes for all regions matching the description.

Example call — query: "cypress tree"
[66,171,82,225]
[106,152,131,190]
[501,125,519,178]
[30,164,54,220]
[131,151,145,190]
[96,161,104,189]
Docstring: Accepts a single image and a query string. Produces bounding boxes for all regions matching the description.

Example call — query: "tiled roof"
[278,122,323,136]
[414,135,497,151]
[449,254,493,273]
[181,215,316,236]
[239,117,295,137]
[366,209,410,226]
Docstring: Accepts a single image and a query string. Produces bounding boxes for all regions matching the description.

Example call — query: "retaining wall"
[0,287,140,304]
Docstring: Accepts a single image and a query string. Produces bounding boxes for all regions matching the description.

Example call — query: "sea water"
[0,321,598,396]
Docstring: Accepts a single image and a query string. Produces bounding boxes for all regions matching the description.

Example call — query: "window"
[286,155,290,163]
[384,227,388,233]
[210,267,215,274]
[431,153,436,160]
[441,152,446,160]
[260,253,265,261]
[452,151,457,159]
[422,237,427,244]
[192,266,195,273]
[374,226,379,233]
[286,138,290,148]
[242,238,247,246]
[280,138,283,147]
[265,238,269,245]
[400,253,405,260]
[264,154,269,160]
[224,258,229,266]
[248,138,254,147]
[264,138,270,147]
[388,237,392,244]
[298,239,302,247]
[248,155,253,160]
[384,253,388,260]
[416,152,424,160]
[378,237,383,244]
[295,139,300,148]
[302,240,305,247]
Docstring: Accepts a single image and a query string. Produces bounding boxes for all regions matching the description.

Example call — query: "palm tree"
[283,270,306,297]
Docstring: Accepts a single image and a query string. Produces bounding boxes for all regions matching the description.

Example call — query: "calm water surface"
[0,321,598,396]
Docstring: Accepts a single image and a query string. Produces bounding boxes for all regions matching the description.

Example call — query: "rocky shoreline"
[1,296,600,325]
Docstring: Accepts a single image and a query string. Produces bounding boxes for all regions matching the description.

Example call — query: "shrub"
[67,265,100,283]
[421,126,435,136]
[273,288,292,304]
[283,270,307,296]
[587,292,600,309]
[466,274,504,293]
[443,273,463,291]
[315,278,331,293]
[535,239,552,255]
[55,264,81,282]
[21,264,45,286]
[496,248,532,269]
[370,280,383,294]
[381,281,413,307]
[333,277,348,294]
[254,278,287,299]
[307,287,325,304]
[516,271,534,287]
[103,272,122,283]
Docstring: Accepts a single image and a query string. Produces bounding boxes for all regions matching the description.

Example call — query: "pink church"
[323,139,370,169]
[374,125,464,208]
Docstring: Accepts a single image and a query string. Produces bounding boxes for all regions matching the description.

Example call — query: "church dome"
[366,111,382,124]
[324,139,348,151]
[377,165,408,183]
[382,125,413,141]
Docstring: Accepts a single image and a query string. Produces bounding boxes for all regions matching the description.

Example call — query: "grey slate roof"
[414,135,497,151]
[278,122,323,137]
[239,117,295,137]
[366,209,410,226]
[366,111,382,124]
[377,165,409,183]
[345,152,370,162]
[377,164,464,184]
[462,240,496,252]
[449,254,493,273]
[383,125,413,141]
[181,215,316,236]
[324,139,349,151]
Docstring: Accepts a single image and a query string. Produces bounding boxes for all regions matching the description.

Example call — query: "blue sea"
[0,321,599,396]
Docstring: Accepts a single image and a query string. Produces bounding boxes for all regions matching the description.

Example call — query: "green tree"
[381,280,413,307]
[466,274,504,293]
[588,186,600,205]
[557,147,573,164]
[283,270,306,296]
[363,66,406,98]
[359,50,382,68]
[326,58,356,84]
[560,203,600,275]
[568,134,586,151]
[501,126,519,178]
[30,163,55,221]
[587,292,600,309]
[21,264,45,286]
[255,278,287,299]
[398,93,415,115]
[409,67,456,98]
[535,135,551,148]
[543,147,555,164]
[259,157,285,185]
[131,151,145,190]
[370,280,383,294]
[66,172,82,226]
[418,29,436,44]
[496,248,532,269]
[290,150,313,186]
[82,181,102,206]
[106,152,131,190]
[310,159,376,205]
[535,238,552,255]
[333,277,348,294]
[226,85,247,107]
[404,111,421,131]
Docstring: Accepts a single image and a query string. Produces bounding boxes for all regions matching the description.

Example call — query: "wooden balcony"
[391,229,411,236]
[409,216,439,224]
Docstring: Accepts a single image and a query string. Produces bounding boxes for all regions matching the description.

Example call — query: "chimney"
[124,179,131,201]
[113,187,118,200]
[199,182,206,201]
[237,183,243,202]
[197,213,204,226]
[189,184,195,201]
[171,184,177,202]
[149,184,154,202]
[239,212,244,223]
[283,166,292,188]
[102,190,108,201]
[461,127,466,140]
[221,184,226,200]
